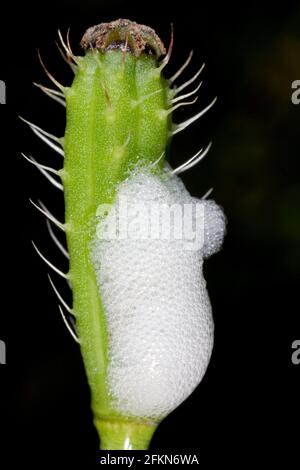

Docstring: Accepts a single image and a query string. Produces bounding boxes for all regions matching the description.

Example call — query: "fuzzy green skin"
[62,49,171,448]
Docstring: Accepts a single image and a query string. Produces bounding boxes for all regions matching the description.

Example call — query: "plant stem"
[95,418,157,450]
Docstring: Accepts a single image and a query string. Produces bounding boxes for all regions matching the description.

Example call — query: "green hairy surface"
[64,47,170,433]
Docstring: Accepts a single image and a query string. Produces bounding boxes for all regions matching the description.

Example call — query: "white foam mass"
[91,166,226,420]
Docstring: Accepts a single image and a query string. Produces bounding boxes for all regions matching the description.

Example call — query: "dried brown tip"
[80,18,166,58]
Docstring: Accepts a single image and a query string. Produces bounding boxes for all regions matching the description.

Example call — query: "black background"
[0,0,299,466]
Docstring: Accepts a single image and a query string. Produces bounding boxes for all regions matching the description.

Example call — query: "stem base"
[95,418,157,450]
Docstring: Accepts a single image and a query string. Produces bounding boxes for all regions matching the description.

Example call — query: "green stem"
[95,419,157,450]
[62,21,171,449]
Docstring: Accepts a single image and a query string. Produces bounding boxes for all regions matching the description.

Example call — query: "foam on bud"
[91,167,226,419]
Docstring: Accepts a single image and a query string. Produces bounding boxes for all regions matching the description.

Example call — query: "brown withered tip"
[80,19,166,58]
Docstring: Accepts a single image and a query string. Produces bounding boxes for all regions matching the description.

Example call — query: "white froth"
[91,167,226,419]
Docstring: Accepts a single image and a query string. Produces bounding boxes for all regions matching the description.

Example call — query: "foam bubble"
[91,167,226,419]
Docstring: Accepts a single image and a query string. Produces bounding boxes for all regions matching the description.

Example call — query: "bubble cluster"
[200,198,227,258]
[91,167,226,419]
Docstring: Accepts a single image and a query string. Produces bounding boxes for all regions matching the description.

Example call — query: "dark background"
[0,0,299,466]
